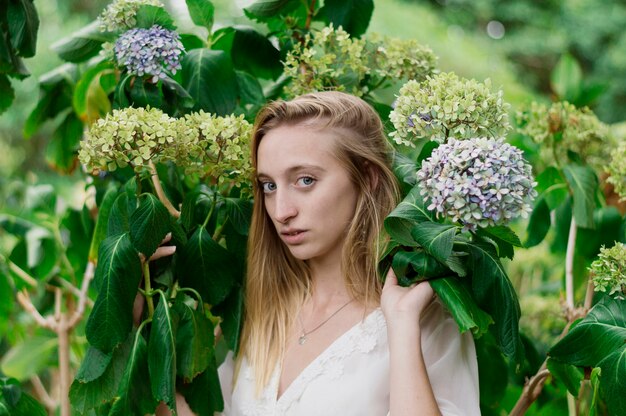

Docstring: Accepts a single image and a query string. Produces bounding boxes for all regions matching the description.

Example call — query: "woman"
[217,91,480,415]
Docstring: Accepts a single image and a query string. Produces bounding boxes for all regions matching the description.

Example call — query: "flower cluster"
[283,25,436,98]
[179,112,253,187]
[114,25,184,82]
[98,0,163,32]
[389,72,511,147]
[78,107,180,173]
[367,34,437,82]
[607,141,626,201]
[516,101,611,171]
[417,137,537,229]
[589,242,626,300]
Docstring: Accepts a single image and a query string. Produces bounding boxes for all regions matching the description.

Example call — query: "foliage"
[589,243,626,300]
[0,0,39,114]
[606,140,626,201]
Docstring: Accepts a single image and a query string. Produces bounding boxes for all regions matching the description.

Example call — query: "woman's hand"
[381,268,435,332]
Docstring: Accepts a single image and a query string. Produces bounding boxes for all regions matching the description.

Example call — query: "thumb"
[383,267,398,289]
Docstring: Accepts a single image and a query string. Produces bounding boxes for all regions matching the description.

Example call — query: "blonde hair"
[239,91,400,391]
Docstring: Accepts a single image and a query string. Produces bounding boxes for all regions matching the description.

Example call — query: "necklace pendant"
[298,334,307,345]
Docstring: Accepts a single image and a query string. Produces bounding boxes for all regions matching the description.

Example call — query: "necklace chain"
[297,299,354,345]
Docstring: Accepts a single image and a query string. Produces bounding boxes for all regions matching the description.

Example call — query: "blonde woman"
[212,91,480,416]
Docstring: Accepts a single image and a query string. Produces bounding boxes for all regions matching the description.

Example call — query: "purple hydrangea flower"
[114,25,184,82]
[417,137,537,230]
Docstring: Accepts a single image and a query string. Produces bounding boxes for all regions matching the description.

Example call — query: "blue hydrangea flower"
[114,25,184,82]
[417,137,537,230]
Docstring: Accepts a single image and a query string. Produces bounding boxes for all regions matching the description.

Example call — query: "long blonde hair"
[239,91,400,391]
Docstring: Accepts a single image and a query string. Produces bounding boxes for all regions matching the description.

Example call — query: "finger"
[161,232,172,244]
[150,245,176,261]
[383,267,398,289]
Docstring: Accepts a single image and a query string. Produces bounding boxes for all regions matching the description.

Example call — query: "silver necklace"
[297,299,354,345]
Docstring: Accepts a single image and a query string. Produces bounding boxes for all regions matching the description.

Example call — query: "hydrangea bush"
[606,141,626,200]
[589,242,626,300]
[389,72,511,146]
[98,0,163,32]
[114,25,184,81]
[417,137,537,230]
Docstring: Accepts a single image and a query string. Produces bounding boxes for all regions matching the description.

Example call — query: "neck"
[307,251,350,305]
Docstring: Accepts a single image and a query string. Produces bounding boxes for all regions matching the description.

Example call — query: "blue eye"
[261,182,276,193]
[297,176,316,186]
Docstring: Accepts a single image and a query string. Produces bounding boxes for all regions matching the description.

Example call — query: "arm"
[382,269,442,416]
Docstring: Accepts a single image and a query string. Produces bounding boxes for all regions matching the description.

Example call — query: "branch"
[5,258,38,287]
[148,160,180,218]
[16,290,57,330]
[68,261,95,329]
[565,216,577,310]
[583,275,595,311]
[30,375,57,412]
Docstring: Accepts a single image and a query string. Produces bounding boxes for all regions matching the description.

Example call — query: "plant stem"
[212,215,229,241]
[148,160,180,218]
[57,302,71,416]
[202,191,219,229]
[565,216,577,310]
[304,0,317,30]
[143,261,155,318]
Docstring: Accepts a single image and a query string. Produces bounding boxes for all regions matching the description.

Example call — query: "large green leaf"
[597,348,626,416]
[430,277,492,336]
[135,5,176,30]
[475,334,508,412]
[318,0,374,37]
[86,233,142,353]
[148,295,179,412]
[45,112,83,173]
[466,242,521,361]
[391,151,418,191]
[551,53,582,102]
[107,192,130,238]
[178,226,238,305]
[0,75,14,114]
[109,328,157,415]
[534,167,569,210]
[51,21,112,63]
[0,337,57,381]
[524,196,551,248]
[549,297,626,366]
[0,274,12,334]
[130,79,163,109]
[6,0,39,58]
[129,193,171,258]
[73,60,114,123]
[179,361,224,415]
[562,163,598,229]
[89,185,118,262]
[547,358,583,397]
[243,0,297,18]
[174,299,214,382]
[391,250,449,286]
[69,341,132,413]
[476,226,521,260]
[182,48,238,115]
[213,27,281,80]
[220,196,253,235]
[0,377,46,416]
[411,222,457,263]
[212,284,244,352]
[384,185,434,247]
[23,81,72,138]
[185,0,215,31]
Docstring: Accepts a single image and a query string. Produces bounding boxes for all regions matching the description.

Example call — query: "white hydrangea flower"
[99,0,164,32]
[590,242,626,300]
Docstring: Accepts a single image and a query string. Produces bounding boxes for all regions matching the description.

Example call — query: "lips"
[280,229,307,244]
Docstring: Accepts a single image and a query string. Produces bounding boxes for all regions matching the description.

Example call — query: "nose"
[272,189,298,224]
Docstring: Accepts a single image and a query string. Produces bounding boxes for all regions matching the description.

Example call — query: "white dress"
[217,300,480,416]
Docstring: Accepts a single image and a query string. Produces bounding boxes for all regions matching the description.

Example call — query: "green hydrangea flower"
[607,141,626,201]
[178,111,253,187]
[589,242,626,300]
[516,101,611,171]
[390,72,511,147]
[98,0,163,32]
[367,33,437,82]
[78,107,180,174]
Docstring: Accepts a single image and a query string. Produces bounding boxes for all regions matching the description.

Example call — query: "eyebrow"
[256,164,326,180]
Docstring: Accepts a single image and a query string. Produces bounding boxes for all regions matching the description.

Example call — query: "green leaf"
[129,193,171,258]
[535,167,568,210]
[178,226,238,305]
[244,0,297,18]
[597,350,626,416]
[89,185,118,262]
[212,284,244,352]
[130,79,163,109]
[551,53,582,102]
[51,21,112,63]
[475,334,508,409]
[86,233,142,353]
[549,296,626,367]
[476,226,521,260]
[318,0,374,37]
[148,295,179,412]
[430,277,492,336]
[178,361,224,414]
[562,163,598,229]
[46,112,83,173]
[69,340,132,413]
[73,61,115,122]
[0,337,57,381]
[182,48,238,115]
[525,196,551,248]
[107,192,130,238]
[235,70,265,107]
[589,367,602,416]
[135,5,176,30]
[7,0,39,58]
[547,358,583,396]
[391,250,449,285]
[0,274,12,335]
[161,75,195,111]
[174,300,214,382]
[0,384,46,416]
[466,242,521,361]
[411,222,456,263]
[0,75,14,114]
[109,328,157,415]
[24,81,73,138]
[384,185,434,247]
[391,151,418,190]
[185,0,215,31]
[220,196,253,235]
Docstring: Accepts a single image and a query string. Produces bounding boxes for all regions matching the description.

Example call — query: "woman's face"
[256,123,359,264]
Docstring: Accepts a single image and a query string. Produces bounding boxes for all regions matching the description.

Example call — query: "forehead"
[256,123,343,175]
